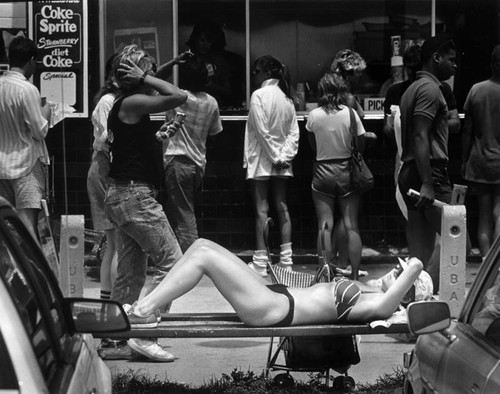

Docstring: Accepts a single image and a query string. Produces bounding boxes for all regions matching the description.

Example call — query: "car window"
[471,264,500,347]
[0,217,68,387]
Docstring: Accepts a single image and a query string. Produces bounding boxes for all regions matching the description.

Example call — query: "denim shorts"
[0,160,46,209]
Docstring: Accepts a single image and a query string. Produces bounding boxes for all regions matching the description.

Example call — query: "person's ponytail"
[254,55,292,101]
[277,63,292,100]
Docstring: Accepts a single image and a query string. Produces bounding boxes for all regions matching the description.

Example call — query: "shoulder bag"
[348,108,374,192]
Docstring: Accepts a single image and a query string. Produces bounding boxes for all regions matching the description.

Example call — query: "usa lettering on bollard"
[59,215,84,297]
[440,205,466,318]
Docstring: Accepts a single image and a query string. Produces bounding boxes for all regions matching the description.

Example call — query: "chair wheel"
[333,376,355,392]
[273,372,294,387]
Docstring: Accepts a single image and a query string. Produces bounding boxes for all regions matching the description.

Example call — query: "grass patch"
[113,367,405,393]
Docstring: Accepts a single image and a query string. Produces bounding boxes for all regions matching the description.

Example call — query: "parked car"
[0,197,130,394]
[404,235,500,393]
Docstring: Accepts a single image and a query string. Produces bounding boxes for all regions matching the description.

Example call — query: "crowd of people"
[2,30,500,364]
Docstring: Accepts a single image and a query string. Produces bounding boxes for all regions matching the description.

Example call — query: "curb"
[234,248,483,266]
[234,249,405,266]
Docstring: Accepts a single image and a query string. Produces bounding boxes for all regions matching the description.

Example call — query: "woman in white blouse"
[243,55,299,277]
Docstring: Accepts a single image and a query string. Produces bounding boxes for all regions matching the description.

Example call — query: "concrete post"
[440,205,466,318]
[59,215,84,297]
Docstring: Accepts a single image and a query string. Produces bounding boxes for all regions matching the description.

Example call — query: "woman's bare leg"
[312,190,335,262]
[332,219,349,267]
[134,239,287,326]
[348,257,423,321]
[271,177,292,245]
[249,180,270,250]
[338,192,362,280]
[100,228,117,293]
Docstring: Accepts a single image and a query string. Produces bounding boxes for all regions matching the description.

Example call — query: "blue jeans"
[105,181,182,305]
[164,156,203,253]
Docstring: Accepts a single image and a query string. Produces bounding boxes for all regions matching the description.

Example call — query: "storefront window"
[103,0,174,79]
[178,0,246,110]
[101,0,500,116]
[249,0,447,115]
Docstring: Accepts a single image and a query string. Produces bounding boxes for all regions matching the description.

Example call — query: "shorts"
[312,159,353,198]
[0,160,46,209]
[398,160,452,212]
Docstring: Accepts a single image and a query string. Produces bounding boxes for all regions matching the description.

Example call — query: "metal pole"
[172,0,179,85]
[431,0,436,36]
[245,0,250,107]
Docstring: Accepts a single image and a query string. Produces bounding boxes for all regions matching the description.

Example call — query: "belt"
[315,157,350,164]
[110,179,152,187]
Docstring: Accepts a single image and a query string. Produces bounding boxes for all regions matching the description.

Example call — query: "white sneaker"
[128,338,175,362]
[248,262,267,277]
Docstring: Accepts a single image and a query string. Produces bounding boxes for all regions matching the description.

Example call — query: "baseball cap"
[420,34,455,62]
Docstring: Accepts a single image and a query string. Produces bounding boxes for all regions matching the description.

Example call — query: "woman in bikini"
[126,238,423,328]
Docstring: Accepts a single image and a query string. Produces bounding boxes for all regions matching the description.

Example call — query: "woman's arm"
[155,50,193,80]
[346,93,364,119]
[118,59,187,122]
[305,115,317,152]
[361,132,377,140]
[348,258,423,321]
[279,113,300,164]
[247,94,281,163]
[412,115,435,208]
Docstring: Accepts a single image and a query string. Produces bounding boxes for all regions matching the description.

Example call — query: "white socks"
[280,242,293,266]
[252,250,268,268]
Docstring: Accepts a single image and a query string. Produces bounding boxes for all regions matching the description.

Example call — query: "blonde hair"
[330,49,366,80]
[113,44,156,93]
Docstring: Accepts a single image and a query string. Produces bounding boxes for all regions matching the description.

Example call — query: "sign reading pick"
[364,98,385,114]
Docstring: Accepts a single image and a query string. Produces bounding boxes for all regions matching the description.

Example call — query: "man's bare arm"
[412,115,435,208]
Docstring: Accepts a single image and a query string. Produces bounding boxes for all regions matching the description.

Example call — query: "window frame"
[98,0,449,120]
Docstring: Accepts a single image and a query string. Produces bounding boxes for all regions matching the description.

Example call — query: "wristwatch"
[139,70,153,85]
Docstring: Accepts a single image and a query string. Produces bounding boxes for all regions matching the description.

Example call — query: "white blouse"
[243,79,299,179]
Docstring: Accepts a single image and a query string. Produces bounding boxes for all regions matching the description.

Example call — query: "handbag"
[348,107,374,192]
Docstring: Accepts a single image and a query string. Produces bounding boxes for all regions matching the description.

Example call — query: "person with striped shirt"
[0,36,51,236]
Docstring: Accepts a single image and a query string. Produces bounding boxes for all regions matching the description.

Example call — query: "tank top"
[107,96,163,188]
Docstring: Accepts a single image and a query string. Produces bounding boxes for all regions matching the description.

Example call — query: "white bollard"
[440,205,466,318]
[59,215,84,297]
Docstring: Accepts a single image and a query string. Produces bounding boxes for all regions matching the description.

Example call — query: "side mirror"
[407,301,451,335]
[66,298,130,333]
